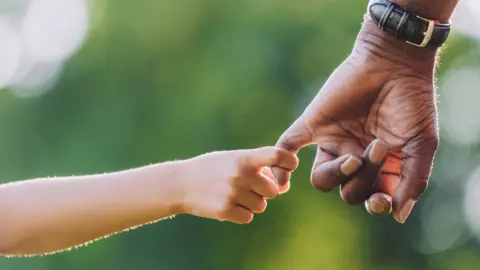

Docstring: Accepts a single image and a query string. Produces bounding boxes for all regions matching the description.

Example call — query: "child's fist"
[179,147,298,224]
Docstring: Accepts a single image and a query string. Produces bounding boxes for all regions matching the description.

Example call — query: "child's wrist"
[147,160,190,216]
[168,160,192,215]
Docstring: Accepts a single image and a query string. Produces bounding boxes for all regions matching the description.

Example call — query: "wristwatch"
[366,0,451,48]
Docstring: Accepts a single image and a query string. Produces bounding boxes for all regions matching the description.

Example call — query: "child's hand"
[179,147,298,224]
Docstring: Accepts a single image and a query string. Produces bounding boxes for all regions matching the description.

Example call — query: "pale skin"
[0,0,460,257]
[0,146,297,257]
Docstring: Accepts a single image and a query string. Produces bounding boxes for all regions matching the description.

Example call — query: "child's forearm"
[0,161,186,256]
[0,146,298,257]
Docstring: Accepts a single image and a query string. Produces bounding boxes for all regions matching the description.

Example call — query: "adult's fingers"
[364,155,402,216]
[310,146,363,192]
[340,139,389,205]
[273,118,314,187]
[392,135,438,224]
[364,176,395,216]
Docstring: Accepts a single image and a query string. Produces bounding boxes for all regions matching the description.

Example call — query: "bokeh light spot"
[439,67,480,145]
[21,0,89,63]
[0,18,22,89]
[463,165,480,243]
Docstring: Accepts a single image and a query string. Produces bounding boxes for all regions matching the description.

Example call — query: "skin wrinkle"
[399,161,430,189]
[356,22,438,72]
[281,130,311,152]
[348,48,435,148]
[399,87,436,133]
[314,117,366,154]
[345,52,436,150]
[348,97,379,139]
[369,81,391,141]
[393,71,432,84]
[273,0,458,221]
[378,76,435,137]
[308,105,352,147]
[337,35,437,204]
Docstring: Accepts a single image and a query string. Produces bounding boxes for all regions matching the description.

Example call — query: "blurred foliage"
[0,0,480,269]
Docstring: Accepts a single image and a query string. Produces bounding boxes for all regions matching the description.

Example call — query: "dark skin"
[274,0,459,223]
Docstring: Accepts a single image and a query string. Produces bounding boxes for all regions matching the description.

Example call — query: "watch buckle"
[406,16,435,48]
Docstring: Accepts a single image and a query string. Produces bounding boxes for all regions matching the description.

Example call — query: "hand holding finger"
[273,118,313,187]
[242,147,299,172]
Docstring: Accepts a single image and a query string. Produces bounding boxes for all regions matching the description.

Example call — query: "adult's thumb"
[273,117,313,186]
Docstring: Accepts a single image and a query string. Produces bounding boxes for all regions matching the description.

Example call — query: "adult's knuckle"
[278,135,298,152]
[414,126,439,152]
[327,167,342,184]
[410,175,429,191]
[424,135,439,151]
[311,171,335,192]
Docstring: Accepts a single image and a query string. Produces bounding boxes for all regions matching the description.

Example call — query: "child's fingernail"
[368,140,389,164]
[340,155,362,176]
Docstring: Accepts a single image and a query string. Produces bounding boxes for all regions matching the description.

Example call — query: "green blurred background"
[1,0,480,269]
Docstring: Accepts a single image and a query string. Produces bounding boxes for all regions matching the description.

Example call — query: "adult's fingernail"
[367,199,386,215]
[368,140,389,164]
[394,199,416,224]
[272,168,283,185]
[340,155,362,176]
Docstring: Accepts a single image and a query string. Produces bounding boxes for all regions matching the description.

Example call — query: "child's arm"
[0,147,297,257]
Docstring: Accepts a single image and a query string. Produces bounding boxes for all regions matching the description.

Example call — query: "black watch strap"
[367,0,451,48]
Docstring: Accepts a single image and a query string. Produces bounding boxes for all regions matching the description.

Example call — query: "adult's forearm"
[0,162,185,256]
[391,0,459,21]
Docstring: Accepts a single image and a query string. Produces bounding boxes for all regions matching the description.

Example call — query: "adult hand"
[274,20,439,224]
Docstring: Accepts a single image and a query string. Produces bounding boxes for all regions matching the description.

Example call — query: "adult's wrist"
[354,0,458,77]
[353,19,438,78]
[389,0,458,23]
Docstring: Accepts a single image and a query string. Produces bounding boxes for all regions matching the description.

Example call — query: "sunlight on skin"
[6,217,174,258]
